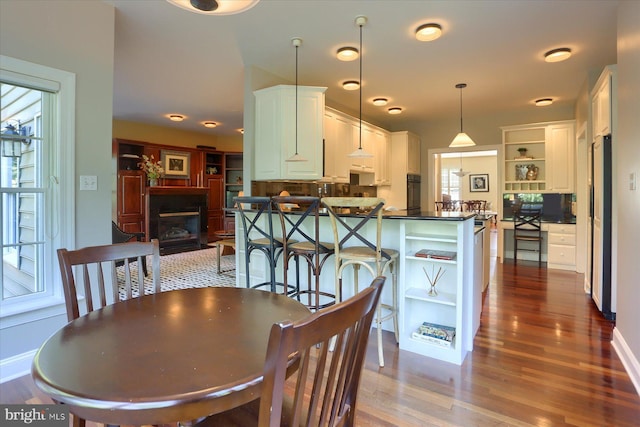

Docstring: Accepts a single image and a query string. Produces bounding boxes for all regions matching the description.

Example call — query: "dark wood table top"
[31,287,310,425]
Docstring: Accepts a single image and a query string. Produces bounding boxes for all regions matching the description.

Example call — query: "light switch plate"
[80,175,98,191]
[631,172,637,191]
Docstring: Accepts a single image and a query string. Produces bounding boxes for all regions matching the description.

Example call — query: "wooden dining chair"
[195,276,385,427]
[57,239,161,322]
[321,197,398,367]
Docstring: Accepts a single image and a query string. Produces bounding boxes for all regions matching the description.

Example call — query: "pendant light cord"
[459,86,463,133]
[358,21,363,150]
[295,43,299,155]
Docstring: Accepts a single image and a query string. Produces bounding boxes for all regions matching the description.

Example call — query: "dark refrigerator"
[590,134,614,320]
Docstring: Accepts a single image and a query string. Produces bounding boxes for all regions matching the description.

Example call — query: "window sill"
[0,296,67,329]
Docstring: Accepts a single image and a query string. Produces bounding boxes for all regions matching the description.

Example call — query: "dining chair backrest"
[57,239,161,322]
[259,276,385,426]
[321,197,389,262]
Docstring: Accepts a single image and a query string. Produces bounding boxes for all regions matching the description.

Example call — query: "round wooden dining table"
[31,287,310,426]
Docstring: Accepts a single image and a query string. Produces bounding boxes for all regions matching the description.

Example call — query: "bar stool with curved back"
[321,197,399,367]
[513,208,543,265]
[234,196,297,294]
[194,276,385,427]
[56,239,161,427]
[272,196,335,311]
[111,221,148,276]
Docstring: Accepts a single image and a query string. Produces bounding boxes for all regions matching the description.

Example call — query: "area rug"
[117,247,235,299]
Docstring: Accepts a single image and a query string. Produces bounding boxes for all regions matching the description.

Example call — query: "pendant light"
[348,16,373,158]
[286,37,307,162]
[449,83,476,148]
[452,153,469,177]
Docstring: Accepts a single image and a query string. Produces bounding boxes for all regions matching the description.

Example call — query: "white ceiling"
[107,0,619,136]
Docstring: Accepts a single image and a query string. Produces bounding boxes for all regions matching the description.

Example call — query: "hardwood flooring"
[2,243,639,426]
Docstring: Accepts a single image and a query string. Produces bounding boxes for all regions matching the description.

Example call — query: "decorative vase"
[526,164,539,181]
[149,178,158,187]
[515,164,528,181]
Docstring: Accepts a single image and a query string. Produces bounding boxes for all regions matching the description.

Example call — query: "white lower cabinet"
[547,223,576,270]
[399,218,476,365]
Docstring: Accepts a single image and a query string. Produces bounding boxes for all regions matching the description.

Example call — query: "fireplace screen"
[158,211,201,253]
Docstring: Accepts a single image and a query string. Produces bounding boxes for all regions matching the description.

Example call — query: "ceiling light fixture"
[166,0,260,15]
[169,114,185,122]
[388,107,402,115]
[286,37,307,162]
[203,121,217,128]
[348,16,373,159]
[372,98,388,106]
[449,83,476,148]
[544,47,572,63]
[452,153,470,177]
[342,80,359,91]
[535,98,553,107]
[336,47,359,61]
[415,23,442,42]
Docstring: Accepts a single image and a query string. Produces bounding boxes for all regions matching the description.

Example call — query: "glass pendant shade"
[286,38,307,162]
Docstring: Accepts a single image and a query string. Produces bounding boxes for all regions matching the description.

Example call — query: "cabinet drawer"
[548,232,576,245]
[546,223,576,234]
[548,244,576,265]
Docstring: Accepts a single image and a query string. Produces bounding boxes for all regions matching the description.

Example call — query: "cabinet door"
[407,134,421,175]
[117,171,145,233]
[351,124,374,172]
[374,129,390,185]
[206,176,224,240]
[595,76,611,138]
[323,111,350,183]
[546,123,575,192]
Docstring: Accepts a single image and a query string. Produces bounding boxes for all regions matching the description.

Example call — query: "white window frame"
[0,55,75,327]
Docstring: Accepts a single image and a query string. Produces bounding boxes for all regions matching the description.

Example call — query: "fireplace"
[146,187,208,255]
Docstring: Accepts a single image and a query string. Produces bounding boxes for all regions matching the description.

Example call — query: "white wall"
[0,0,115,364]
[612,0,640,393]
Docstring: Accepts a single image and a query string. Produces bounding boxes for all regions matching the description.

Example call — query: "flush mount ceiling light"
[372,98,388,106]
[342,80,360,91]
[449,83,476,148]
[169,114,185,122]
[203,121,217,128]
[544,47,572,63]
[348,16,373,159]
[336,47,359,61]
[166,0,260,15]
[535,98,554,107]
[388,107,403,115]
[286,37,307,162]
[238,128,244,134]
[415,23,442,42]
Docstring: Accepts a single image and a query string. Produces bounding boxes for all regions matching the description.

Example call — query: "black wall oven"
[407,174,421,212]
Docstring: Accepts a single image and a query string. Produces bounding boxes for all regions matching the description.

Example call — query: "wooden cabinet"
[223,152,243,230]
[399,217,476,365]
[372,127,391,186]
[114,139,146,233]
[501,120,575,193]
[591,65,616,139]
[254,85,326,180]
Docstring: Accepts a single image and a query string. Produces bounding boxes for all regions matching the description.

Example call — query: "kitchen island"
[233,209,480,365]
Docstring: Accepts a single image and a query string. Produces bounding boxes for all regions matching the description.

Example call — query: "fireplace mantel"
[146,187,208,254]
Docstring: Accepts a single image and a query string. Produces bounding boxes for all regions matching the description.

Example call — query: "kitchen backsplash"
[251,181,377,198]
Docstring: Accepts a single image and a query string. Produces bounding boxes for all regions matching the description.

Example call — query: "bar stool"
[233,196,296,294]
[322,197,399,367]
[272,196,335,311]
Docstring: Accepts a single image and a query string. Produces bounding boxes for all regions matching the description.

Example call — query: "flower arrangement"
[138,154,164,179]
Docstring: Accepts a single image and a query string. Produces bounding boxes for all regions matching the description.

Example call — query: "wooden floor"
[3,246,639,426]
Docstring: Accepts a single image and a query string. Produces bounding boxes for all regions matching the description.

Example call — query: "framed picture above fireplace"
[162,150,191,178]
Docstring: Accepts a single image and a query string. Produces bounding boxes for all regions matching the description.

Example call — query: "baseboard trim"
[612,326,640,396]
[0,350,36,384]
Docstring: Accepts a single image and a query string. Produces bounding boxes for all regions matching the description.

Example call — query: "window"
[441,168,461,200]
[0,56,75,322]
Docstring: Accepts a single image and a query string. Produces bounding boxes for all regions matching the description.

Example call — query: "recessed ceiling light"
[372,98,388,106]
[544,47,572,63]
[415,23,442,42]
[336,47,359,61]
[342,80,360,90]
[169,114,185,122]
[203,121,217,128]
[166,0,260,15]
[535,98,554,107]
[388,107,402,115]
[238,128,244,134]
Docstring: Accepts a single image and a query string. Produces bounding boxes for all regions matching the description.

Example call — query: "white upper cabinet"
[591,65,616,140]
[546,122,575,193]
[373,127,391,186]
[254,85,326,180]
[323,109,351,183]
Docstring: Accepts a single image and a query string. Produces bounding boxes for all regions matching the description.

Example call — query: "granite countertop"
[501,216,577,224]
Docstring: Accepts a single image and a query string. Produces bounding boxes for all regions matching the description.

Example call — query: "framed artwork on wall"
[162,150,190,178]
[469,174,489,192]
